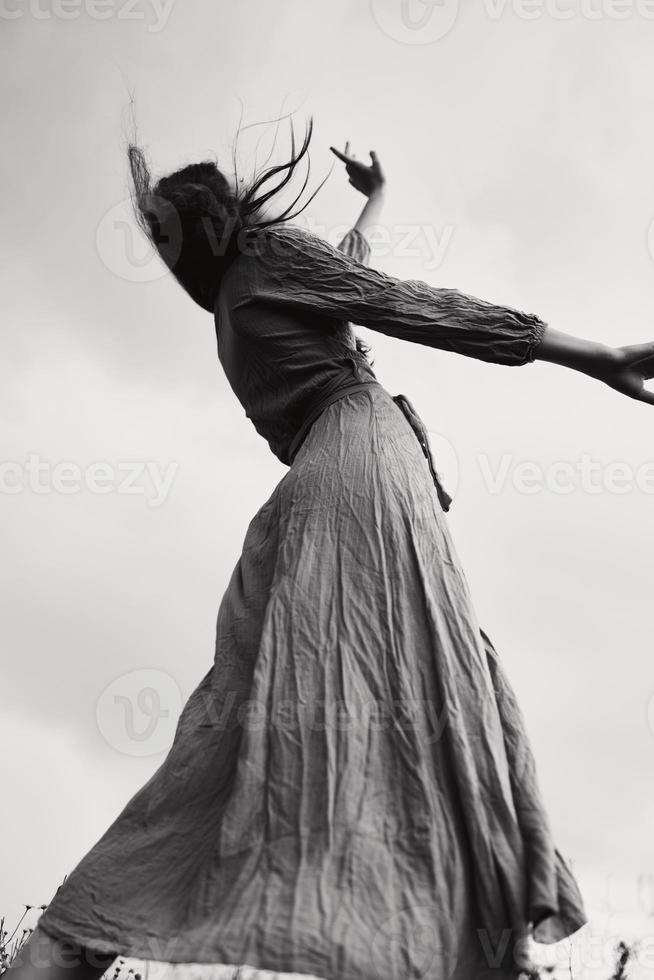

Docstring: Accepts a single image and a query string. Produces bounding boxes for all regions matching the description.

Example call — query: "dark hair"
[127,114,373,363]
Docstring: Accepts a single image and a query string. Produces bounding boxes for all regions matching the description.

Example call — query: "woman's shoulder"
[223,224,341,297]
[252,223,372,271]
[215,224,319,309]
[242,222,339,262]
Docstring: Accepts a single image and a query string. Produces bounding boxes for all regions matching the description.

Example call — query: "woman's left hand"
[591,342,654,404]
[534,327,654,404]
[329,142,386,198]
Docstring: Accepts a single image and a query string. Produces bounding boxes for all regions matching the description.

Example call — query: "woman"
[14,118,654,980]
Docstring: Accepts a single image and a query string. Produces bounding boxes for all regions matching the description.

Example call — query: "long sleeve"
[243,224,547,367]
[335,227,371,267]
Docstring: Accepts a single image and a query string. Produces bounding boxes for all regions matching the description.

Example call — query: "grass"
[0,905,144,980]
[515,939,633,980]
[0,907,640,980]
[0,907,47,975]
[0,905,248,980]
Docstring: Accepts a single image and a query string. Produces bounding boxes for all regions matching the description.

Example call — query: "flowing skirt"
[38,383,587,980]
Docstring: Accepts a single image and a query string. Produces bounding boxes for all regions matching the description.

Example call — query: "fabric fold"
[38,384,587,980]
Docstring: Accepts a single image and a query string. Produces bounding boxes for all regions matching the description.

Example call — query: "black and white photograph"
[2,3,654,980]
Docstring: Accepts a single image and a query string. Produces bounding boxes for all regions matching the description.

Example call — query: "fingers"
[635,358,654,379]
[623,341,654,365]
[329,146,358,167]
[635,385,654,405]
[630,353,654,378]
[329,146,350,163]
[370,149,385,180]
[330,144,381,171]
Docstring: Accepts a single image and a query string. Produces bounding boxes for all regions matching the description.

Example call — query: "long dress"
[37,224,588,980]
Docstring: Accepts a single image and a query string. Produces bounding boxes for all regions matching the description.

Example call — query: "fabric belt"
[287,379,452,513]
[391,392,453,513]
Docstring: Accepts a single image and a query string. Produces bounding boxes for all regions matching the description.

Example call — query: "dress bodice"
[213,222,546,465]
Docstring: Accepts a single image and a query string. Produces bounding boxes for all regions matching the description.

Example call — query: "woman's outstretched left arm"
[246,157,654,406]
[534,327,654,405]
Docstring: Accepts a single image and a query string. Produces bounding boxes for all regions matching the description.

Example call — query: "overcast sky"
[2,2,654,978]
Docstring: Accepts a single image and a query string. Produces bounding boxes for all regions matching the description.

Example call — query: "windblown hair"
[127,114,372,362]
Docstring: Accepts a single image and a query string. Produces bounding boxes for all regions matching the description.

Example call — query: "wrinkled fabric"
[38,224,586,978]
[214,224,547,465]
[38,386,587,979]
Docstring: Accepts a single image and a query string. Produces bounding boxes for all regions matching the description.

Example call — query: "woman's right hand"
[329,142,386,199]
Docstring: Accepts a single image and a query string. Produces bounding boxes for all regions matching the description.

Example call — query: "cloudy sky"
[2,2,654,977]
